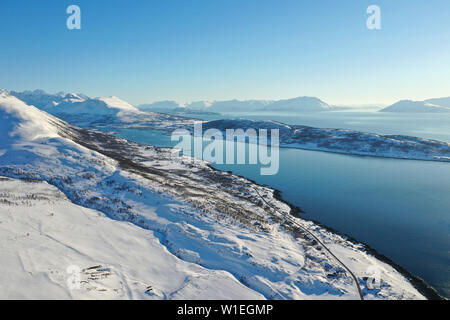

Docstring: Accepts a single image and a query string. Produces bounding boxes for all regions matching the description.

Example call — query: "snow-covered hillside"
[0,90,437,300]
[425,97,450,108]
[0,177,263,299]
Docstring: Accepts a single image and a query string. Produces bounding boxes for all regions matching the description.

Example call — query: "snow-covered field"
[0,91,435,299]
[0,177,263,299]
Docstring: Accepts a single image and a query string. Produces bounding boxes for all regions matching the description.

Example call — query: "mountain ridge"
[380,98,450,113]
[138,96,331,113]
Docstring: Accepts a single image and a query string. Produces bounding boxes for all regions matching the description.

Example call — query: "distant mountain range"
[139,96,332,113]
[7,90,340,114]
[7,89,450,114]
[2,89,449,163]
[380,98,450,113]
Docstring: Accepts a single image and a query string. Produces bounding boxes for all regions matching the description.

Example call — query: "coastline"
[206,164,445,300]
[102,125,447,300]
[112,124,450,163]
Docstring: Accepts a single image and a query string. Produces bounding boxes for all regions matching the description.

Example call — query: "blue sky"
[1,0,449,105]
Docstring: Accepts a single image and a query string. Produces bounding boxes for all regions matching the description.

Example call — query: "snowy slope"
[0,92,60,142]
[0,91,436,299]
[0,177,263,299]
[51,96,139,117]
[8,89,140,118]
[424,97,450,108]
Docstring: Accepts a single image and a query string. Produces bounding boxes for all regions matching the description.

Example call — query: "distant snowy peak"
[263,96,330,111]
[185,100,213,110]
[380,99,450,113]
[141,96,330,113]
[138,100,184,112]
[207,99,271,112]
[201,97,330,112]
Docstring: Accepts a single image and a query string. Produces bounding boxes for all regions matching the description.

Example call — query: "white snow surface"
[0,177,263,299]
[7,89,140,118]
[95,96,137,112]
[0,92,59,141]
[0,92,427,300]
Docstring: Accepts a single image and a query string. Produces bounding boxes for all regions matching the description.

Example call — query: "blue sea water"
[112,111,450,298]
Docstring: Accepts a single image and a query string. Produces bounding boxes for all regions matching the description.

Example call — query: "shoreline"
[206,164,445,300]
[27,118,448,299]
[1,132,444,299]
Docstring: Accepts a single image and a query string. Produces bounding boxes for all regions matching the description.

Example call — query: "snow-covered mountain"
[51,96,138,116]
[8,89,139,117]
[262,96,331,112]
[9,89,87,109]
[137,101,221,116]
[207,99,271,112]
[203,97,330,112]
[0,90,435,299]
[424,97,450,108]
[138,100,184,112]
[139,99,270,113]
[185,100,214,110]
[380,99,450,113]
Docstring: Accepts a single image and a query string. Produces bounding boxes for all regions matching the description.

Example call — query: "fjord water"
[114,111,450,298]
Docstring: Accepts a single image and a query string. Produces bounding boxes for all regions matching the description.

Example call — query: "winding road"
[250,185,364,300]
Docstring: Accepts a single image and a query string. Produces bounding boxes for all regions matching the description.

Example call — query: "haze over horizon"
[1,0,449,106]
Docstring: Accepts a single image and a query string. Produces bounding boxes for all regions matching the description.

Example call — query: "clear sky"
[1,0,449,105]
